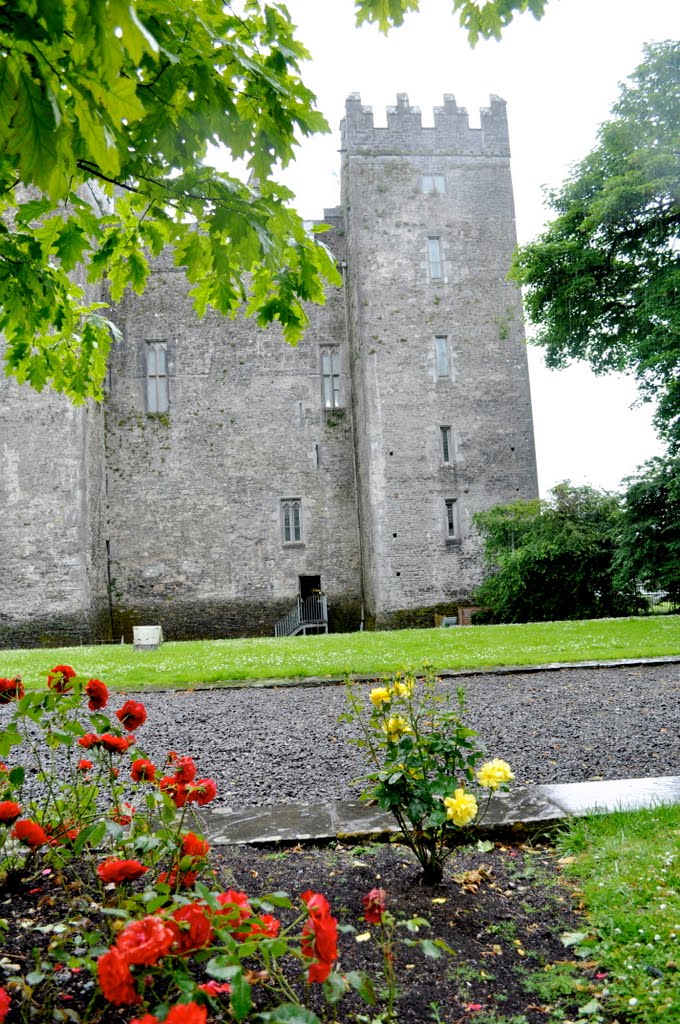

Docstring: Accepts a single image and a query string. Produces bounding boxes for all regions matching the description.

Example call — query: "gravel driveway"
[1,663,677,810]
[125,662,680,808]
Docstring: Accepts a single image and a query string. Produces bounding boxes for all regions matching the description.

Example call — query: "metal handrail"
[274,594,328,637]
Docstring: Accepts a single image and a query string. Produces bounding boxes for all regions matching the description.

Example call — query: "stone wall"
[104,218,363,639]
[0,367,109,647]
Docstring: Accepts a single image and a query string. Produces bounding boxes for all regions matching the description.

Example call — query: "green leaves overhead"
[511,41,680,451]
[355,0,548,42]
[0,0,339,401]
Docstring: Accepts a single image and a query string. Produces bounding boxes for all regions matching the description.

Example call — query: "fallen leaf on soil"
[244,969,269,985]
[451,866,492,891]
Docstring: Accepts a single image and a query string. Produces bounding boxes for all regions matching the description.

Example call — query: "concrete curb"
[198,775,680,847]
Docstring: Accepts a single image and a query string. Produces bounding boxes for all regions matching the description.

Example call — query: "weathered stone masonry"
[0,93,538,645]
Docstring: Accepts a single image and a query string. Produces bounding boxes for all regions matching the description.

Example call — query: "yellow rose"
[370,687,391,707]
[476,758,515,790]
[391,679,414,699]
[382,715,413,742]
[443,788,478,826]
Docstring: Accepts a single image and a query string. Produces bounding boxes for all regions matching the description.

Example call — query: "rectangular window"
[281,498,303,544]
[435,336,449,378]
[422,175,445,194]
[146,341,168,413]
[445,499,459,540]
[321,347,342,409]
[441,426,452,463]
[427,237,443,280]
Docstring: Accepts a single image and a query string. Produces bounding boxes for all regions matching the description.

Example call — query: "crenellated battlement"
[341,92,510,157]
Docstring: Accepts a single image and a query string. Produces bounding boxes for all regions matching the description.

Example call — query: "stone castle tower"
[0,93,538,646]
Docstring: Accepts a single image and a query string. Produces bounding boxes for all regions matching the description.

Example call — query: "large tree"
[472,483,635,623]
[614,456,680,603]
[511,41,680,450]
[0,0,340,402]
[0,0,552,403]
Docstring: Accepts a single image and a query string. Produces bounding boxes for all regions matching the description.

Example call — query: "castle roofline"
[341,91,510,157]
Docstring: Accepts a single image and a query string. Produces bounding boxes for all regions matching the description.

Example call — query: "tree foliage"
[0,0,340,401]
[614,457,680,602]
[472,483,636,623]
[511,41,680,450]
[0,0,558,402]
[355,0,549,44]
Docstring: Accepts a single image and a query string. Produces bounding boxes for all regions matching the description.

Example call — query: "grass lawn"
[555,803,680,1022]
[0,615,678,691]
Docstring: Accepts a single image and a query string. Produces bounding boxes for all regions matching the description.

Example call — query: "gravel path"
[123,663,680,808]
[2,664,678,809]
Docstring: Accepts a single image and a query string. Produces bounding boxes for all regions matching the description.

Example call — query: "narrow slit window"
[281,498,303,544]
[146,341,168,413]
[427,237,443,280]
[445,499,459,540]
[435,336,449,378]
[441,426,452,463]
[321,347,342,409]
[422,175,445,194]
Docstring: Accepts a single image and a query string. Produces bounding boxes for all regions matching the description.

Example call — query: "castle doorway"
[299,574,321,599]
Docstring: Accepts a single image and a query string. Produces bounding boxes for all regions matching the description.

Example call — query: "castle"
[0,93,538,646]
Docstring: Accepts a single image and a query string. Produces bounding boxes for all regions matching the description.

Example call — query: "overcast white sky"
[274,0,678,496]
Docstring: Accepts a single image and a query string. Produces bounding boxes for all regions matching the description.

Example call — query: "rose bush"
[0,665,371,1022]
[343,669,515,883]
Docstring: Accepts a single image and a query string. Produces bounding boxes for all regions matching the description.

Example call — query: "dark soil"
[0,835,604,1024]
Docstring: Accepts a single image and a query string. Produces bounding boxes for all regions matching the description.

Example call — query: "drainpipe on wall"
[341,258,366,631]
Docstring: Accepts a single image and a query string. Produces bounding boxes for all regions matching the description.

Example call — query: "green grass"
[556,804,680,1023]
[0,615,677,691]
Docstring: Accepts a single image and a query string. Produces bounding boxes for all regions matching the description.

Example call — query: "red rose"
[0,677,24,703]
[159,776,189,807]
[97,948,140,1005]
[246,913,280,939]
[46,823,79,846]
[198,981,232,996]
[115,916,174,965]
[111,802,135,826]
[301,890,338,984]
[131,758,156,783]
[165,1004,208,1024]
[301,890,332,919]
[173,756,197,782]
[78,732,101,749]
[166,903,214,955]
[158,868,198,890]
[12,819,48,848]
[0,801,22,824]
[116,700,147,731]
[100,733,134,754]
[97,858,149,884]
[130,1016,159,1024]
[78,759,93,772]
[362,887,387,924]
[181,832,209,860]
[0,986,10,1022]
[85,678,109,710]
[215,889,274,941]
[187,778,217,806]
[47,665,76,692]
[215,890,251,937]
